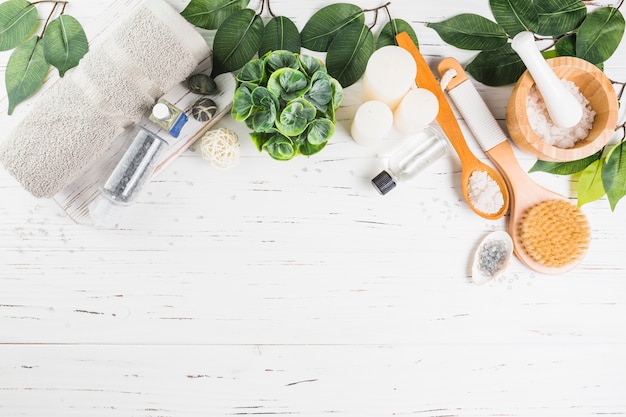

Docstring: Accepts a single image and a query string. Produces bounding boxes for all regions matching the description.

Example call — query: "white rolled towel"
[0,0,210,198]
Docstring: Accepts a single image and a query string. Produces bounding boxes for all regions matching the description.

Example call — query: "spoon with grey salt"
[511,31,583,128]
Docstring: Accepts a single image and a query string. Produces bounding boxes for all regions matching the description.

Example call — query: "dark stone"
[187,74,218,95]
[191,97,218,122]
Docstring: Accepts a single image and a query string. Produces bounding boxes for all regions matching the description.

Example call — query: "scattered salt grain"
[468,171,504,215]
[526,79,596,148]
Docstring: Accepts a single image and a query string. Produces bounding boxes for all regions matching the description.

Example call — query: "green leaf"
[6,36,49,114]
[576,7,625,65]
[249,131,270,152]
[426,14,508,51]
[236,58,265,85]
[306,118,334,146]
[555,35,576,57]
[264,50,299,74]
[247,86,279,132]
[465,44,526,86]
[489,0,538,35]
[212,8,264,74]
[377,19,418,49]
[305,70,333,112]
[536,0,586,36]
[577,158,606,206]
[263,132,295,160]
[231,83,253,121]
[275,98,316,137]
[42,15,88,77]
[602,142,626,211]
[326,22,374,88]
[0,0,36,51]
[529,151,601,175]
[298,134,327,156]
[259,16,301,56]
[300,3,364,52]
[267,67,309,102]
[298,54,325,78]
[180,0,250,30]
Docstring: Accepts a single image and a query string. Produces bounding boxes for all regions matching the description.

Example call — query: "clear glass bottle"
[371,125,450,195]
[148,99,188,138]
[89,126,168,225]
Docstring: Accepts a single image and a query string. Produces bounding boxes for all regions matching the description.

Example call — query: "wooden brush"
[437,57,591,274]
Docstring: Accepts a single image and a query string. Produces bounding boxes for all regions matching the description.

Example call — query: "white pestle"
[511,31,583,128]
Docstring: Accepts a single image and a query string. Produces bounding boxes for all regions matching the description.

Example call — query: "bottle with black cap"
[371,125,449,195]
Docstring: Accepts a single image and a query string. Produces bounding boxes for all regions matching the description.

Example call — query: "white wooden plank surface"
[1,0,626,416]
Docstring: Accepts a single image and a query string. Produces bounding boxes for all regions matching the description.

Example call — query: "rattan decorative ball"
[200,128,240,169]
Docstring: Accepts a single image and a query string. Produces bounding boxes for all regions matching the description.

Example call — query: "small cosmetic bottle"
[149,99,188,138]
[89,126,168,226]
[371,125,450,195]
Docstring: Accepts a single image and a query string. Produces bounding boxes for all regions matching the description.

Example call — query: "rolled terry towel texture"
[0,0,210,198]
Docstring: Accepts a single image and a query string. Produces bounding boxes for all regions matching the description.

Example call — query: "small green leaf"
[300,3,364,52]
[577,158,606,206]
[42,15,88,77]
[249,131,270,152]
[529,151,601,175]
[236,58,265,85]
[306,118,334,146]
[212,8,264,74]
[298,54,325,78]
[231,83,253,121]
[0,0,36,51]
[326,22,374,88]
[576,7,625,65]
[275,98,316,137]
[267,67,309,102]
[377,19,418,49]
[259,16,301,56]
[536,0,586,36]
[263,132,295,160]
[489,0,538,35]
[180,0,250,30]
[602,142,626,211]
[264,50,299,74]
[305,71,333,112]
[6,36,49,114]
[427,14,508,51]
[465,44,526,86]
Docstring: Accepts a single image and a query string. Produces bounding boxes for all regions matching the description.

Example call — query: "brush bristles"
[520,199,591,268]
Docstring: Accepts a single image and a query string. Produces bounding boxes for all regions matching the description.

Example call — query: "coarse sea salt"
[526,78,596,148]
[468,171,504,215]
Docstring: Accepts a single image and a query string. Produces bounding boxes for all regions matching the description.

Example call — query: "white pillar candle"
[393,88,439,134]
[361,46,417,110]
[350,101,393,147]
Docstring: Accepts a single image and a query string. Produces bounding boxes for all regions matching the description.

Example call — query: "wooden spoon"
[437,57,589,274]
[396,32,509,220]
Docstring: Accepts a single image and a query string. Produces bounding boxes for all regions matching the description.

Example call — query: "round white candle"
[361,46,417,110]
[393,88,439,134]
[351,101,393,147]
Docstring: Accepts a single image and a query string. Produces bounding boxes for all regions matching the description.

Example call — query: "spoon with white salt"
[511,31,583,128]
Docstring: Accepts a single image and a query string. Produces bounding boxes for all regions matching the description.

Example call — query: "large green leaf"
[180,0,250,30]
[377,19,418,49]
[300,3,364,52]
[426,14,508,51]
[602,142,626,211]
[0,0,37,51]
[325,22,374,88]
[489,0,538,35]
[577,158,606,206]
[212,8,264,74]
[529,151,601,175]
[536,0,586,36]
[576,7,625,65]
[42,15,88,77]
[465,44,526,86]
[259,16,301,56]
[6,36,49,114]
